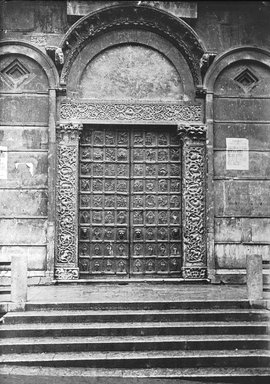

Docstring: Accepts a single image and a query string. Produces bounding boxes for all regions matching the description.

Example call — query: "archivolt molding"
[59,5,205,87]
[55,123,83,280]
[178,123,207,280]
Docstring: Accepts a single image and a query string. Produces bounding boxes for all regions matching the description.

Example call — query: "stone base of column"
[182,267,207,280]
[54,267,79,280]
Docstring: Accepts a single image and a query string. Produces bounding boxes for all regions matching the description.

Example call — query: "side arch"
[0,40,58,284]
[204,46,270,92]
[204,45,270,284]
[0,40,59,89]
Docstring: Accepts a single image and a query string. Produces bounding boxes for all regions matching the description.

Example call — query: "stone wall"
[0,1,270,284]
[0,50,50,284]
[212,56,270,283]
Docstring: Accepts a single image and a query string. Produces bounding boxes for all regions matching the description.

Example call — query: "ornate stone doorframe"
[54,101,207,281]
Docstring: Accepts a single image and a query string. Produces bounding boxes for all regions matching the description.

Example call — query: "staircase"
[0,299,270,382]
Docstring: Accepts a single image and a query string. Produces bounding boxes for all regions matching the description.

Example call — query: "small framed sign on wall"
[226,138,249,171]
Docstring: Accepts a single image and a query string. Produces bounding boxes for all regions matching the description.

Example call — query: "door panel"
[79,125,182,278]
[130,127,182,276]
[79,127,130,276]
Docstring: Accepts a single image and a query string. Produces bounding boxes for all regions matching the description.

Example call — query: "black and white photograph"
[0,1,269,383]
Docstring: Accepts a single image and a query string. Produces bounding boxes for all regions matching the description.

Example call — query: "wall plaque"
[226,138,249,171]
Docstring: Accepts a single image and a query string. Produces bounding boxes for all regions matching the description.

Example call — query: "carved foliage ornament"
[56,123,82,279]
[59,5,205,85]
[60,102,202,122]
[178,124,207,269]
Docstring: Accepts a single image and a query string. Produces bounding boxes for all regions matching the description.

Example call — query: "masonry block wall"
[0,1,270,284]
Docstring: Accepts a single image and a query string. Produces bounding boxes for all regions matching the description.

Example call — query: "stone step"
[3,309,270,324]
[0,287,10,295]
[1,365,270,383]
[1,334,269,354]
[1,321,269,338]
[263,274,270,284]
[24,300,252,311]
[1,349,270,368]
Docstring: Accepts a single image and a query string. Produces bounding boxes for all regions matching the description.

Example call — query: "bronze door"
[79,125,182,278]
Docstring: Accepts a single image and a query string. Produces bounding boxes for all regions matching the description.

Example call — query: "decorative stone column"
[177,124,207,279]
[55,123,83,280]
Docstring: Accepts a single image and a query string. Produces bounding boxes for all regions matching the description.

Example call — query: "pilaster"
[178,124,207,279]
[55,122,83,280]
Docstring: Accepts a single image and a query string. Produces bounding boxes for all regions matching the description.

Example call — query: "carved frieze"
[60,101,202,123]
[55,123,82,280]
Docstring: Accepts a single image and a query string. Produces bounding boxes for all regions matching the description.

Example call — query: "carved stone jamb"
[177,124,207,280]
[55,123,83,280]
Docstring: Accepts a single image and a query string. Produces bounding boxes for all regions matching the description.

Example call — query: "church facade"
[1,0,270,286]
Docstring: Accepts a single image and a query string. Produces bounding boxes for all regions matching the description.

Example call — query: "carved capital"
[177,123,207,140]
[56,123,83,144]
[56,87,67,97]
[195,86,207,99]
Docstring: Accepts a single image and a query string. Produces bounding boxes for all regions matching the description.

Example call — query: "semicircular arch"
[67,27,195,101]
[60,4,206,89]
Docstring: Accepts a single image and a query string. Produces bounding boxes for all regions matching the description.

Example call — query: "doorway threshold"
[53,278,210,285]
